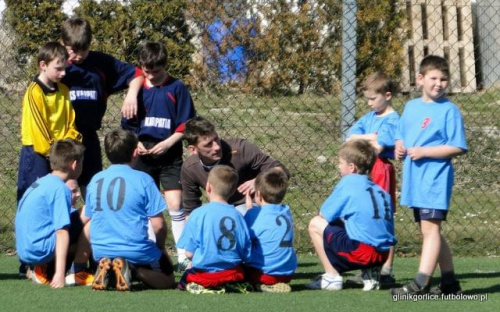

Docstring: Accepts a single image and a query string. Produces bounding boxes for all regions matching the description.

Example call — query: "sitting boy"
[15,140,92,288]
[244,168,297,293]
[84,129,175,291]
[306,139,397,291]
[177,165,252,294]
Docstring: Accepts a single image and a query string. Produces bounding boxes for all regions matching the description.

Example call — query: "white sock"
[381,266,392,276]
[169,209,186,262]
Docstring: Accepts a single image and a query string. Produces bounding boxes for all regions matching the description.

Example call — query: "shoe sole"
[92,258,111,291]
[259,283,291,293]
[186,283,225,294]
[112,258,131,291]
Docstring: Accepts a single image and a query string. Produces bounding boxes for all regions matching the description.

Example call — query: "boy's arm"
[50,228,70,288]
[395,140,406,160]
[150,213,167,251]
[345,134,382,153]
[406,145,465,161]
[121,75,144,119]
[147,132,184,156]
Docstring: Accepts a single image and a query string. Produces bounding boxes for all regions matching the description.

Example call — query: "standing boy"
[61,17,143,193]
[307,140,396,291]
[345,71,399,286]
[390,55,467,296]
[17,42,81,201]
[122,42,196,269]
[15,140,92,288]
[85,129,175,291]
[177,165,252,294]
[244,168,297,293]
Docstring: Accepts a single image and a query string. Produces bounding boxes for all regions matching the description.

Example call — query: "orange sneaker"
[92,258,112,291]
[66,271,94,286]
[112,257,132,291]
[29,265,50,285]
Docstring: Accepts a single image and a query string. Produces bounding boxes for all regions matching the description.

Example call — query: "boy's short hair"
[208,165,238,201]
[184,116,217,146]
[38,42,69,66]
[254,168,289,204]
[338,140,377,176]
[50,140,85,172]
[361,71,397,95]
[61,17,92,51]
[419,55,450,78]
[104,129,138,164]
[138,42,167,69]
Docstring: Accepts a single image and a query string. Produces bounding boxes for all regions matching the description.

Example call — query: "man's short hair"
[49,140,85,172]
[104,129,138,164]
[254,168,289,204]
[61,17,92,51]
[419,55,450,78]
[138,42,167,69]
[38,42,68,66]
[361,71,397,95]
[184,116,217,146]
[208,165,238,201]
[338,139,377,176]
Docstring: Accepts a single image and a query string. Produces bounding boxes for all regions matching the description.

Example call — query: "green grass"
[0,253,498,312]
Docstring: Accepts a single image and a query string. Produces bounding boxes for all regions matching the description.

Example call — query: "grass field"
[0,253,498,312]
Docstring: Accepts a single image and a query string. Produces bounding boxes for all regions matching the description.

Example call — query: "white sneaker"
[306,273,343,291]
[361,267,380,291]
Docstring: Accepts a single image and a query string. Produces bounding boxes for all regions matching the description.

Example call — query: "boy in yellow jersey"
[17,42,81,202]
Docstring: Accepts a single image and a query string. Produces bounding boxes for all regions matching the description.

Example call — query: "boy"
[15,140,93,288]
[84,129,175,291]
[345,71,399,286]
[177,165,252,294]
[121,42,196,269]
[390,55,467,296]
[60,17,143,193]
[17,42,81,201]
[244,168,297,293]
[306,139,397,291]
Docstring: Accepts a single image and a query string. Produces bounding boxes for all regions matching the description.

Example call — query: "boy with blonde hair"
[244,168,297,293]
[390,55,467,296]
[177,165,252,294]
[307,140,396,291]
[346,71,399,286]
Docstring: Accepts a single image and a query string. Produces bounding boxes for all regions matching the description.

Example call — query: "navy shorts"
[135,140,183,191]
[68,210,84,245]
[323,224,389,274]
[17,146,51,201]
[413,208,448,222]
[133,252,174,276]
[79,132,102,187]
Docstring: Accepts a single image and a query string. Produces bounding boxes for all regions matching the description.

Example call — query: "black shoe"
[429,281,462,295]
[390,280,430,296]
[19,262,28,277]
[379,274,396,288]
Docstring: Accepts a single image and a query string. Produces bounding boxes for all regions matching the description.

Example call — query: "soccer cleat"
[390,280,430,296]
[306,273,343,291]
[29,264,51,285]
[92,258,112,291]
[429,280,462,295]
[65,271,94,286]
[256,283,291,293]
[19,263,28,278]
[112,257,132,291]
[186,282,225,294]
[225,282,254,294]
[361,267,380,291]
[379,274,396,288]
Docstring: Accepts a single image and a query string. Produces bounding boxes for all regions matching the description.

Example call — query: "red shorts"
[184,265,245,288]
[244,266,293,286]
[371,157,396,211]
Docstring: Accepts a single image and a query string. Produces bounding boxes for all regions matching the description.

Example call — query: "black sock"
[441,270,457,285]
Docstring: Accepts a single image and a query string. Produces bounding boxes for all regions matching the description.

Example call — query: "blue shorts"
[413,208,448,222]
[17,146,51,202]
[323,224,389,274]
[79,132,102,187]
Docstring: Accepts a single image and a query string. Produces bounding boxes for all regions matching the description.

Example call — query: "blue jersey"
[347,111,400,159]
[15,174,72,264]
[177,202,252,272]
[121,77,196,141]
[320,174,396,251]
[396,98,467,210]
[62,51,138,133]
[244,204,297,275]
[85,164,166,264]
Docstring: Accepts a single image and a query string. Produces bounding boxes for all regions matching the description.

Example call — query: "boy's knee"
[308,216,327,235]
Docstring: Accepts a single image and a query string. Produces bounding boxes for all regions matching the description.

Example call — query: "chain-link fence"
[0,0,498,256]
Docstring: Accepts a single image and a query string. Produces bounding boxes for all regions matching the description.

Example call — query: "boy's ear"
[348,162,358,174]
[205,181,212,195]
[385,91,392,101]
[254,190,263,204]
[39,60,47,71]
[188,144,198,155]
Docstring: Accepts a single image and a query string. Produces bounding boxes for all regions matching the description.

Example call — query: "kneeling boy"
[307,139,397,291]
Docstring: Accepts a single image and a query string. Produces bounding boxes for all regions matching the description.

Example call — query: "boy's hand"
[407,147,426,160]
[245,192,253,209]
[148,141,171,156]
[137,142,149,155]
[121,94,138,119]
[50,272,65,288]
[395,140,406,160]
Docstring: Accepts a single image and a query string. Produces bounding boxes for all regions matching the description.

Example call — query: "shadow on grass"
[0,273,23,280]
